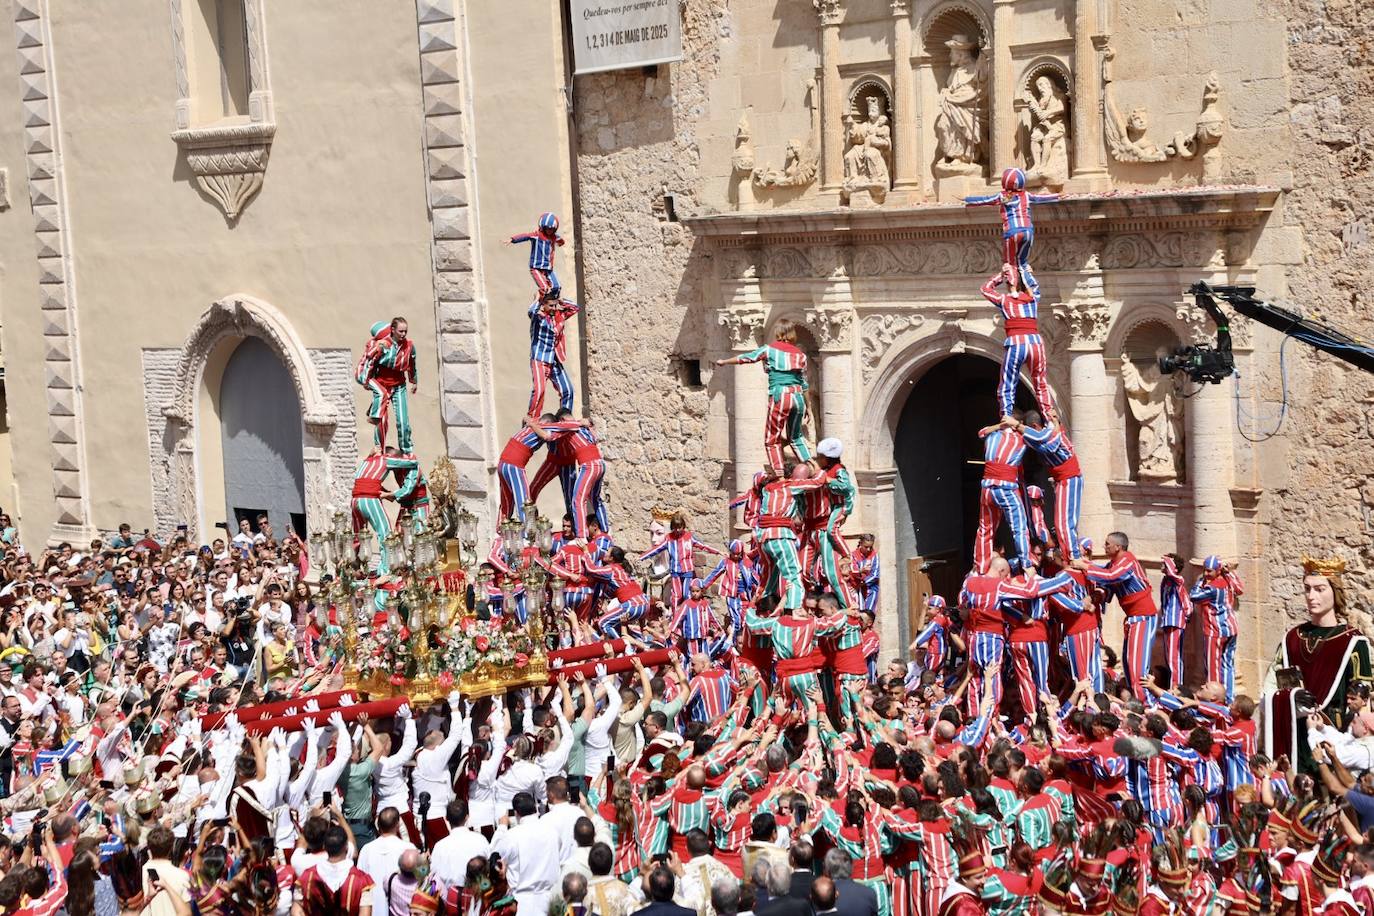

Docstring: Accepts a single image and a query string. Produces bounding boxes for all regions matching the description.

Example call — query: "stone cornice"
[686,186,1280,246]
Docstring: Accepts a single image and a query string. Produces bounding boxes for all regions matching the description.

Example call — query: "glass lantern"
[456,507,477,548]
[549,578,566,614]
[534,516,553,557]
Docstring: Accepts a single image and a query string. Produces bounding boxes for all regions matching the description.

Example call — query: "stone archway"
[156,295,345,539]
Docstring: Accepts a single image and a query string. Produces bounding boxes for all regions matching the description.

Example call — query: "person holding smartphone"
[142,825,192,916]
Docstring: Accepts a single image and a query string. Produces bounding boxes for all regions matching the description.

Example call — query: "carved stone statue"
[1025,75,1069,188]
[732,112,756,209]
[1121,352,1184,481]
[1102,46,1168,162]
[841,94,891,206]
[1166,72,1226,181]
[752,80,820,191]
[933,35,988,177]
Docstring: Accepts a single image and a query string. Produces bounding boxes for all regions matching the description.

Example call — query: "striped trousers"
[999,333,1053,421]
[351,497,392,574]
[1062,628,1104,692]
[531,267,560,295]
[1052,474,1083,559]
[974,483,1030,572]
[498,462,531,521]
[968,630,1006,718]
[1122,613,1158,702]
[1159,624,1186,690]
[763,385,812,470]
[760,537,804,610]
[1009,639,1050,721]
[1206,631,1237,701]
[1003,228,1039,299]
[569,460,609,537]
[597,595,648,639]
[528,358,574,416]
[366,379,412,452]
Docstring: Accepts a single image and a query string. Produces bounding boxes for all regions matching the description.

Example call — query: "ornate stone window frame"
[168,0,275,222]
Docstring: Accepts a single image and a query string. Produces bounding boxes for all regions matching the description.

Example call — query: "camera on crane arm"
[1157,282,1236,384]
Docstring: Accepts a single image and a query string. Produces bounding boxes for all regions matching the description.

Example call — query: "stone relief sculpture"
[1165,73,1227,181]
[1101,46,1167,162]
[1121,353,1184,481]
[1024,75,1069,188]
[752,80,821,190]
[732,111,757,209]
[841,93,891,206]
[933,34,988,177]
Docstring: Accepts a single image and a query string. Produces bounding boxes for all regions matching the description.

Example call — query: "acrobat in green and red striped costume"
[751,473,826,610]
[745,607,847,702]
[823,613,868,725]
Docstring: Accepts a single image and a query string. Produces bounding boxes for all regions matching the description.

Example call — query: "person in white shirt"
[1308,711,1374,773]
[374,705,418,843]
[411,690,465,846]
[677,829,738,916]
[492,792,562,916]
[541,775,585,865]
[466,705,510,831]
[494,734,551,813]
[587,843,639,916]
[304,712,353,810]
[356,806,417,916]
[294,823,375,914]
[429,798,491,891]
[582,671,622,782]
[273,719,321,851]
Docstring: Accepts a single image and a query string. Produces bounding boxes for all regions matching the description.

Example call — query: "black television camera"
[1157,283,1235,384]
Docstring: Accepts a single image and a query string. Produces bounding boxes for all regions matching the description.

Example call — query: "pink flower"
[462,618,477,634]
[437,671,454,689]
[475,636,490,653]
[389,674,406,686]
[514,653,529,669]
[398,627,411,642]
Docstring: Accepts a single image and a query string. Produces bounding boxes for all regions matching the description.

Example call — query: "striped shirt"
[1082,550,1156,616]
[355,327,417,385]
[1158,557,1194,629]
[738,343,808,396]
[965,189,1059,236]
[981,275,1039,322]
[528,298,581,365]
[982,428,1026,481]
[641,531,719,576]
[510,229,563,271]
[1190,571,1243,640]
[1021,422,1076,468]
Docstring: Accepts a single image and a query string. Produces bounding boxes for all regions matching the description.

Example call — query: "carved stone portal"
[933,34,988,177]
[841,88,892,207]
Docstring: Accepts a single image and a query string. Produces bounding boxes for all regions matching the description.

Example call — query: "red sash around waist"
[831,644,868,675]
[500,441,535,466]
[614,583,642,602]
[1004,317,1039,336]
[775,652,824,679]
[373,366,407,386]
[573,444,602,463]
[757,515,798,530]
[1049,456,1082,481]
[352,480,383,498]
[1121,588,1158,616]
[983,462,1019,483]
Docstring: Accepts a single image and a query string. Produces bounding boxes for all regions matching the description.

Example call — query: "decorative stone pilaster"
[1179,295,1238,561]
[814,0,844,191]
[855,467,899,651]
[722,304,770,503]
[13,0,93,541]
[990,0,1015,177]
[410,0,492,521]
[1054,295,1114,546]
[809,304,856,449]
[1072,19,1108,184]
[889,0,919,193]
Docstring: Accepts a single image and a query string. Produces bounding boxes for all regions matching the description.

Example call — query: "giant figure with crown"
[1263,556,1374,774]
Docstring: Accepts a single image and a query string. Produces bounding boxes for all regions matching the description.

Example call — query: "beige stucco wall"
[0,0,578,543]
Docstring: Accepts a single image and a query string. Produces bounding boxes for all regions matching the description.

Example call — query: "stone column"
[719,302,770,503]
[1058,297,1114,543]
[890,0,919,193]
[856,467,901,653]
[990,0,1016,175]
[1072,11,1108,185]
[1185,360,1237,563]
[817,0,845,191]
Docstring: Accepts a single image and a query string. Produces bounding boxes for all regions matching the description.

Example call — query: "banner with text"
[571,0,682,75]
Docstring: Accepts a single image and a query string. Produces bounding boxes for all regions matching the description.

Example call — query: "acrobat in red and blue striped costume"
[850,540,879,613]
[510,211,565,296]
[701,539,759,631]
[734,341,813,470]
[1005,571,1080,721]
[1047,561,1103,691]
[550,539,596,621]
[527,295,581,415]
[350,450,418,575]
[1190,555,1244,701]
[1020,416,1083,558]
[355,321,417,452]
[973,426,1030,572]
[537,421,610,539]
[1122,729,1200,841]
[964,167,1059,300]
[1157,554,1194,690]
[1024,485,1052,548]
[585,556,648,638]
[670,586,721,660]
[640,525,721,609]
[685,668,735,722]
[497,423,551,522]
[1081,542,1158,701]
[958,570,1043,717]
[980,268,1056,422]
[1154,689,1257,804]
[912,595,951,676]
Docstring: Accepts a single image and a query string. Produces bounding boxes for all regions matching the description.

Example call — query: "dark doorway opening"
[892,354,1049,623]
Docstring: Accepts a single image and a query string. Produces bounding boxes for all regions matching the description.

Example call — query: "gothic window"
[188,0,251,124]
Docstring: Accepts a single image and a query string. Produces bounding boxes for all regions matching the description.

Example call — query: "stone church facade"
[570,0,1339,692]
